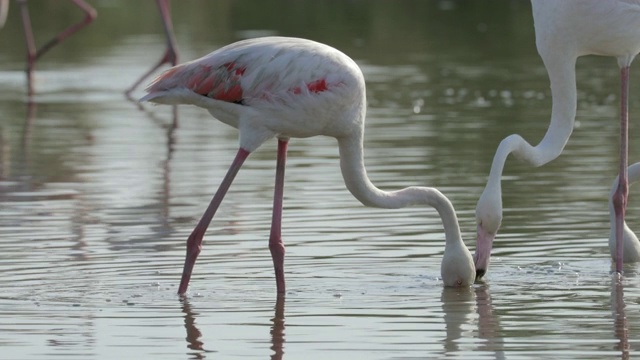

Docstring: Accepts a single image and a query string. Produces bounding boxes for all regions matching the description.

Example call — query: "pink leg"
[613,66,630,274]
[178,148,251,295]
[17,0,97,95]
[18,0,38,93]
[125,0,178,95]
[270,139,288,294]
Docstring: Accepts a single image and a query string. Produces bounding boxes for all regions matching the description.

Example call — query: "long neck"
[337,133,464,248]
[483,54,578,203]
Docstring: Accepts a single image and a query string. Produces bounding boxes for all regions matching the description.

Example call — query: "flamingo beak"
[474,223,496,280]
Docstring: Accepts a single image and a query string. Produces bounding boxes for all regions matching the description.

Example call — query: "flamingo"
[474,0,640,279]
[140,36,475,295]
[9,0,177,95]
[125,0,178,95]
[609,162,640,263]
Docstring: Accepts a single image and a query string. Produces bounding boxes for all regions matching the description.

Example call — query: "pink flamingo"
[5,0,177,95]
[141,36,475,295]
[474,0,640,279]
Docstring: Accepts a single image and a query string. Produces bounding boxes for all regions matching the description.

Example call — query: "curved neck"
[337,134,464,248]
[484,55,578,198]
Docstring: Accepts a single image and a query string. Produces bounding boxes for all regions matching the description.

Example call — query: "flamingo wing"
[145,37,345,107]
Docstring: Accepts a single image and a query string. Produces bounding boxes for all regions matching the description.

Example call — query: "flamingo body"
[609,163,640,263]
[141,36,475,293]
[533,0,640,60]
[474,0,640,278]
[143,37,362,148]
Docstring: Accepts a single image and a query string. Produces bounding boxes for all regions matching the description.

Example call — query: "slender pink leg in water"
[613,65,630,275]
[178,148,251,295]
[126,0,178,95]
[17,0,97,95]
[270,139,288,294]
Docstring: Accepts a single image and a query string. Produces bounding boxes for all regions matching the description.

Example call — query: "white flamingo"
[141,36,475,295]
[474,0,640,278]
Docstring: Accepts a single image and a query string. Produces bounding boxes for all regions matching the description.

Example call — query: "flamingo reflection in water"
[180,297,285,359]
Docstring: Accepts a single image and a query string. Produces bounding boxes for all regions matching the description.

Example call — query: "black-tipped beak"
[475,268,486,280]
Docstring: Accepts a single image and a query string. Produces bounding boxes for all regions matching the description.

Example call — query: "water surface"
[0,1,639,359]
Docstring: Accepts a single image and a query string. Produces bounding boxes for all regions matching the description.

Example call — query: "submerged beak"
[474,223,496,280]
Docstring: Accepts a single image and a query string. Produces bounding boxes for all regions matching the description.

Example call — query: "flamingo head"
[474,187,502,280]
[441,241,475,288]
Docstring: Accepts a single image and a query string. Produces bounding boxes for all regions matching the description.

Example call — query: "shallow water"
[0,1,639,359]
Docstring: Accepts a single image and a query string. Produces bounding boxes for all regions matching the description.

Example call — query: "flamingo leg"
[125,0,178,95]
[17,0,96,95]
[270,139,288,294]
[178,148,251,295]
[613,65,630,274]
